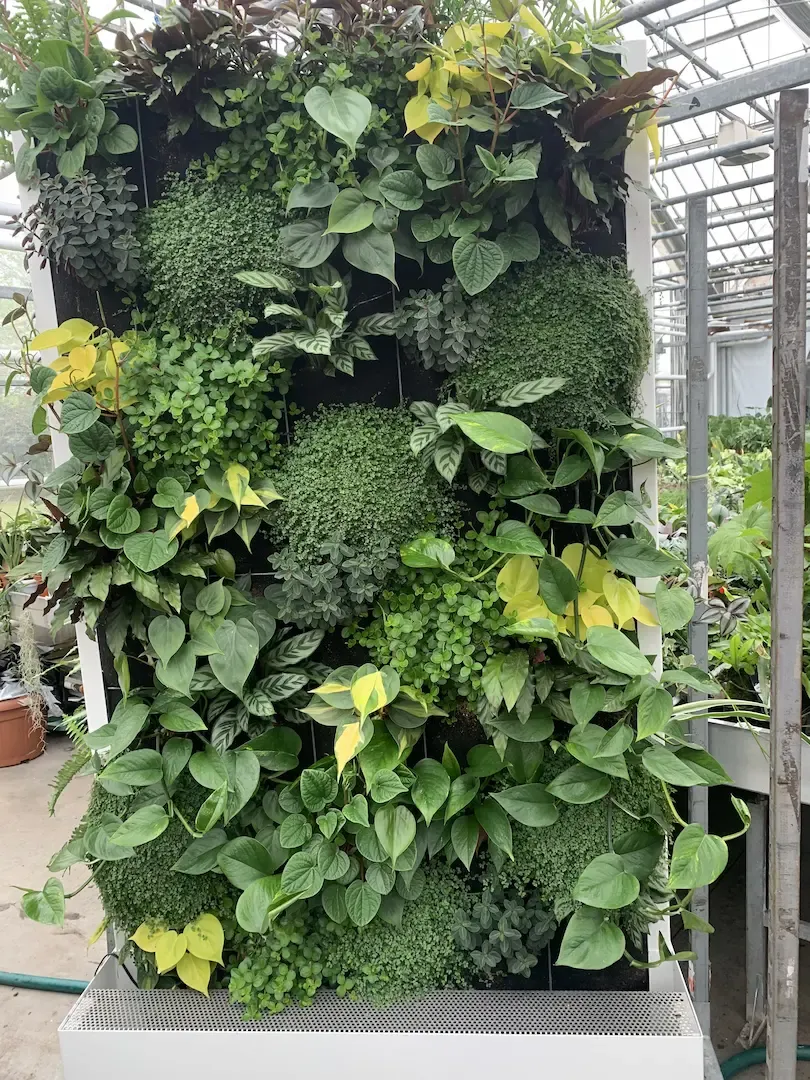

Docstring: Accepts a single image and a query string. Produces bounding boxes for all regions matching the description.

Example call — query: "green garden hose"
[721,1046,810,1077]
[0,970,88,995]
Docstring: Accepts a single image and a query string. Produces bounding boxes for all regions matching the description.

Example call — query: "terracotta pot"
[0,696,45,767]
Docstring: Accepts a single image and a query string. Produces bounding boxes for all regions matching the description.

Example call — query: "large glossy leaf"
[585,627,652,677]
[209,619,259,696]
[573,853,640,910]
[324,189,376,234]
[452,234,505,295]
[669,824,728,889]
[491,783,558,827]
[452,412,534,454]
[304,86,371,150]
[557,906,625,969]
[343,228,396,285]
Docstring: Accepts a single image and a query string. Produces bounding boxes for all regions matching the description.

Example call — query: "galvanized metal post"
[685,196,710,1030]
[767,89,807,1080]
[745,797,768,1040]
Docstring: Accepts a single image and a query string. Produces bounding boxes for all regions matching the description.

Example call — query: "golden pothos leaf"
[175,951,212,996]
[130,922,167,953]
[496,555,538,602]
[184,913,224,965]
[155,930,188,974]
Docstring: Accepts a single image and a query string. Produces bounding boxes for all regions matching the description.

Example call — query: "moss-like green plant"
[498,757,667,921]
[121,322,287,475]
[270,405,456,629]
[86,779,234,933]
[137,178,287,332]
[323,862,474,1005]
[454,251,651,432]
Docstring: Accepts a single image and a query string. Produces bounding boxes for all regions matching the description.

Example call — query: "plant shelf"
[60,959,703,1080]
[708,719,810,802]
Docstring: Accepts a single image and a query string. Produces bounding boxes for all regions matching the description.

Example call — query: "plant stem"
[65,872,96,900]
[660,781,688,828]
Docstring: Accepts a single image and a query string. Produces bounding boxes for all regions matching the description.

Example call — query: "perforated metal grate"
[60,988,701,1038]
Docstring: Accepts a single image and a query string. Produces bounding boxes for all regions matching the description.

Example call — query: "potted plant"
[0,612,46,766]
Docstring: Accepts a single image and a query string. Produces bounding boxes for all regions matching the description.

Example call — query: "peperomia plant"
[3,35,137,183]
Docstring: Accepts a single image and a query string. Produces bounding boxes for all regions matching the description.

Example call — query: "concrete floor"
[0,735,104,1080]
[2,735,810,1078]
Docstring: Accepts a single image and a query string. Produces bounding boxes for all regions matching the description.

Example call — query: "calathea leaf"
[279,219,339,269]
[432,428,464,481]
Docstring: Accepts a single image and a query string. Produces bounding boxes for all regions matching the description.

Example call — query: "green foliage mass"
[228,908,330,1019]
[396,277,490,375]
[137,178,286,332]
[347,523,511,708]
[203,33,412,198]
[452,883,556,980]
[455,251,651,432]
[121,322,287,475]
[271,405,456,628]
[498,757,667,921]
[86,778,234,934]
[323,862,474,1005]
[19,168,140,292]
[708,413,773,454]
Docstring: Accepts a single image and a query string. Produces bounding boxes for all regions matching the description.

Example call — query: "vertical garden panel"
[3,7,747,1070]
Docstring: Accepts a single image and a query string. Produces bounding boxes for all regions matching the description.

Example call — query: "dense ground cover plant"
[17,167,140,291]
[454,250,651,431]
[120,322,288,476]
[270,404,456,628]
[11,0,755,1018]
[137,178,287,333]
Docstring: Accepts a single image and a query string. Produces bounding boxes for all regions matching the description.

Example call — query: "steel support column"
[685,196,710,1030]
[767,89,807,1080]
[745,797,768,1042]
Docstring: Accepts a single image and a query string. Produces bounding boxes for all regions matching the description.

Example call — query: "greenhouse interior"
[0,0,808,1077]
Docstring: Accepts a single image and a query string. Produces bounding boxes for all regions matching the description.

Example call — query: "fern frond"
[48,745,91,815]
[60,706,88,746]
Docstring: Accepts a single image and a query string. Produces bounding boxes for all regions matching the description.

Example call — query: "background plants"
[396,277,490,374]
[121,322,288,476]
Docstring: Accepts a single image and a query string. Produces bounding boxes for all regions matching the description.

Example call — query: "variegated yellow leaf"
[59,318,96,347]
[155,930,188,974]
[87,915,108,948]
[405,94,431,134]
[496,555,538,602]
[602,572,642,628]
[175,951,212,996]
[239,485,265,508]
[169,494,203,539]
[334,716,369,776]
[415,122,446,143]
[581,603,613,628]
[130,922,167,953]
[350,666,387,720]
[31,326,73,352]
[225,463,250,508]
[406,57,431,81]
[518,4,550,39]
[68,344,97,378]
[561,544,610,594]
[184,913,224,964]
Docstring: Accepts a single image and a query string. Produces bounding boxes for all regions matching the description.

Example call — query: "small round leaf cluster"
[86,779,234,934]
[18,168,140,292]
[455,250,651,432]
[228,909,330,1019]
[272,405,456,627]
[137,178,287,332]
[396,277,490,374]
[348,526,511,708]
[121,322,287,475]
[323,862,474,1006]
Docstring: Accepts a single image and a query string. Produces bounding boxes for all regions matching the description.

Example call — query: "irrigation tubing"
[0,970,89,995]
[721,1047,810,1077]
